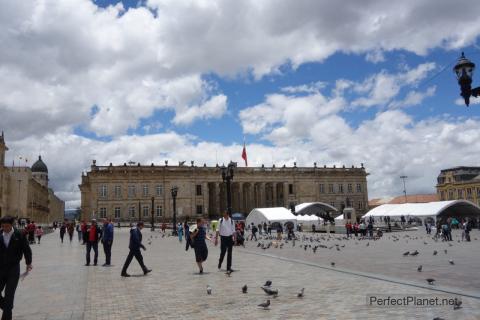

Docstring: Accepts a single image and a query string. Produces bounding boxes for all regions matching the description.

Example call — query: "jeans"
[86,242,98,265]
[103,241,112,265]
[121,250,147,274]
[218,236,233,271]
[0,264,20,320]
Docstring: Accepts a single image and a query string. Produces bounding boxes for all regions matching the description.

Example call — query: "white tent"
[362,200,480,220]
[297,214,323,229]
[246,207,297,228]
[295,202,338,217]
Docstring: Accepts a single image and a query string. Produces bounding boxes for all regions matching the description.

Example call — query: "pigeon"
[258,299,270,309]
[242,285,248,294]
[444,249,447,254]
[206,285,212,295]
[366,242,370,247]
[449,259,455,265]
[433,250,437,256]
[331,262,335,267]
[297,288,305,298]
[433,317,445,320]
[403,251,410,256]
[453,299,462,310]
[261,286,278,296]
[426,278,435,285]
[263,280,272,287]
[410,250,419,256]
[417,265,422,272]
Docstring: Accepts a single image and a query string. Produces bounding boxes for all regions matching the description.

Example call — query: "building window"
[288,184,294,194]
[347,184,353,193]
[156,205,162,217]
[99,207,107,218]
[128,185,136,198]
[143,184,149,197]
[338,184,344,193]
[319,184,325,194]
[196,184,202,196]
[114,185,122,198]
[458,189,464,199]
[477,188,480,198]
[440,191,445,201]
[467,188,472,199]
[129,206,135,218]
[156,185,163,196]
[448,189,454,200]
[114,207,121,219]
[143,206,149,217]
[357,201,363,210]
[356,184,362,193]
[330,201,335,208]
[196,205,203,215]
[328,184,334,193]
[99,185,107,198]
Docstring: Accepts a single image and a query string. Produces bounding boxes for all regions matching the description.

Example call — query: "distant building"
[0,132,65,223]
[79,161,369,222]
[436,166,480,206]
[369,194,439,209]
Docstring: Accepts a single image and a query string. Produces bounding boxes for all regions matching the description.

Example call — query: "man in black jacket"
[0,216,32,320]
[121,221,151,277]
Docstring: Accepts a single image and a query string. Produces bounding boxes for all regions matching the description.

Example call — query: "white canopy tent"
[295,202,339,217]
[246,207,298,228]
[296,214,323,229]
[362,200,480,221]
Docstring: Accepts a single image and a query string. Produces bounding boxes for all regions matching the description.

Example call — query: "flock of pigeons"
[206,280,304,310]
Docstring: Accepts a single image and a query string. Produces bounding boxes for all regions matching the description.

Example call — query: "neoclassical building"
[79,160,369,222]
[437,166,480,206]
[0,132,65,223]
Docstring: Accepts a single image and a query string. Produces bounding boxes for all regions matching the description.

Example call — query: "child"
[36,226,44,244]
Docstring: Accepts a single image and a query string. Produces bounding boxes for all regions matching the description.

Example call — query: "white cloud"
[365,49,386,63]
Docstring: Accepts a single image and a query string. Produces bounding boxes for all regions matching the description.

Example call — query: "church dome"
[31,156,48,173]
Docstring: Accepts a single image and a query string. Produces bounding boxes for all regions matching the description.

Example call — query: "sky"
[1,0,480,209]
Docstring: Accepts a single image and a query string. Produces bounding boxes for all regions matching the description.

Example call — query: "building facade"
[0,132,65,223]
[436,166,480,206]
[79,160,369,222]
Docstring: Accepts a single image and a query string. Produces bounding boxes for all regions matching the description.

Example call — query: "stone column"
[272,183,277,207]
[238,182,244,213]
[203,182,209,216]
[284,182,290,207]
[259,182,266,208]
[216,182,222,215]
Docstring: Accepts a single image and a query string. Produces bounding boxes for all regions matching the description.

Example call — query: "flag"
[241,139,248,167]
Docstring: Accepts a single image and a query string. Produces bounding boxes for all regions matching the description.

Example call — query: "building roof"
[363,200,480,218]
[31,156,48,173]
[388,194,439,204]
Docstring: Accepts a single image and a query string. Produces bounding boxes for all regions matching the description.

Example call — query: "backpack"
[252,226,258,233]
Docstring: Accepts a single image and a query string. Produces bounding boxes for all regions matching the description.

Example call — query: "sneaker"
[121,273,130,277]
[84,263,90,266]
[102,263,108,267]
[144,269,152,275]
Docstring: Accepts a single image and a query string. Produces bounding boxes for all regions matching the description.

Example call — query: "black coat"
[129,228,145,251]
[0,229,32,268]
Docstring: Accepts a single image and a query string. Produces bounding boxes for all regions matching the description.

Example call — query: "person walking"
[121,222,151,277]
[101,218,114,267]
[215,212,236,272]
[177,223,183,242]
[35,226,44,244]
[81,221,87,245]
[250,223,258,241]
[190,218,211,274]
[76,223,82,242]
[184,219,191,251]
[0,216,33,320]
[59,222,66,243]
[85,219,102,266]
[67,222,74,243]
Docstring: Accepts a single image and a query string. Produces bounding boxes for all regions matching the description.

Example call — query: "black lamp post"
[151,197,155,231]
[221,161,236,217]
[171,186,178,235]
[454,52,480,106]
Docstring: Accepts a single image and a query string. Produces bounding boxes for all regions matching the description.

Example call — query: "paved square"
[10,228,480,320]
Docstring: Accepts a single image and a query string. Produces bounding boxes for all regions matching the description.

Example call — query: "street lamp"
[400,175,408,203]
[171,186,178,236]
[454,52,480,106]
[221,161,236,217]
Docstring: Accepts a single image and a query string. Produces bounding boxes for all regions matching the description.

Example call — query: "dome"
[31,156,48,173]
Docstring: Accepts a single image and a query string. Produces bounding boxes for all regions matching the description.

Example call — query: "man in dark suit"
[121,221,151,277]
[0,216,32,320]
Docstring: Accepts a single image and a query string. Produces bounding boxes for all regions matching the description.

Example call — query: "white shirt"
[218,217,235,236]
[3,229,14,248]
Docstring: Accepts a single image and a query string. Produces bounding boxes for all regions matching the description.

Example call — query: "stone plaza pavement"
[10,227,480,320]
